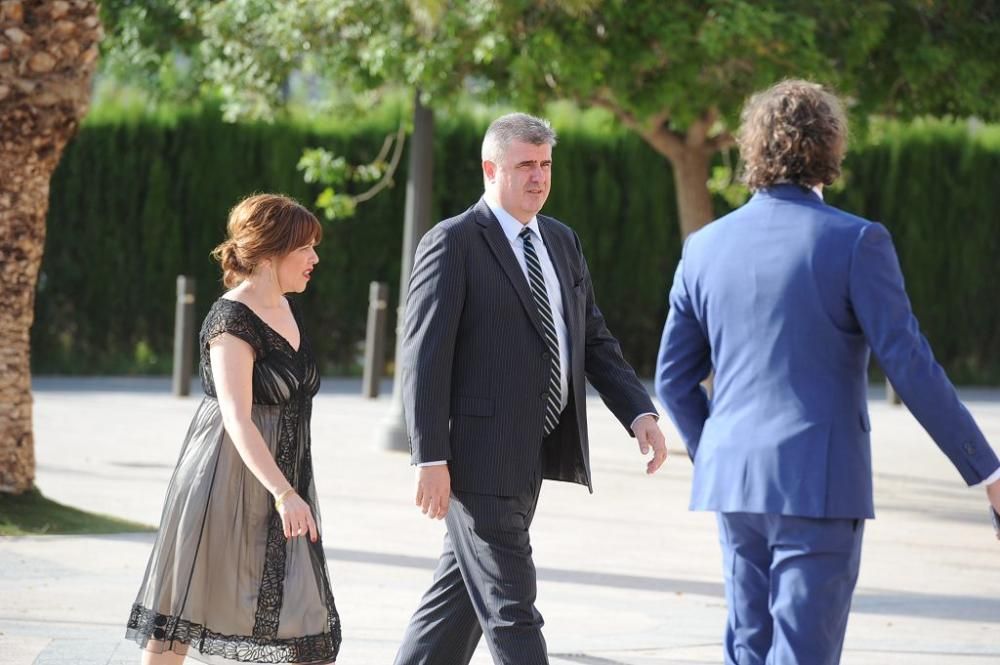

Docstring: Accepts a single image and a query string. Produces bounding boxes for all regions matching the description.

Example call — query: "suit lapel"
[538,217,578,337]
[474,199,547,342]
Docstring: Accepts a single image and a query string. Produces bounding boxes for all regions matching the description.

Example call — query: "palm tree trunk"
[0,0,101,493]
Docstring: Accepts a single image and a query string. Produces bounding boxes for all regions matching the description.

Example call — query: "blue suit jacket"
[655,184,999,519]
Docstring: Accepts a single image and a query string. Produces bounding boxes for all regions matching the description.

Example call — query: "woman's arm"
[209,334,317,541]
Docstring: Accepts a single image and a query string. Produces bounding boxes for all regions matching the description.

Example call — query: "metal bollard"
[886,378,902,406]
[362,282,389,398]
[172,276,196,397]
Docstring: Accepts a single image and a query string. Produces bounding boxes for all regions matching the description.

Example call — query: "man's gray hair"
[481,112,557,162]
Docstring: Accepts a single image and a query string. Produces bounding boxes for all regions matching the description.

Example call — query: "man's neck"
[484,192,532,225]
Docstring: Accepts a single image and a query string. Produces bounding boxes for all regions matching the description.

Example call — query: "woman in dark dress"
[126,194,341,664]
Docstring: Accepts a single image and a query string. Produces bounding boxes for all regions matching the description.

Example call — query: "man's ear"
[482,160,497,183]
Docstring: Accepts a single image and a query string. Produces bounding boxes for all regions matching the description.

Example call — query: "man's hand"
[415,465,451,520]
[632,414,668,475]
[987,476,1000,517]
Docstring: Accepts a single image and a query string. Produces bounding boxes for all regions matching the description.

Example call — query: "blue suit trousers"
[717,512,864,665]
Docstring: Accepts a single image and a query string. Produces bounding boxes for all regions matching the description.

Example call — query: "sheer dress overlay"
[126,298,341,664]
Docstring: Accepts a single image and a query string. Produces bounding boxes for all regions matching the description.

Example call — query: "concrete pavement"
[1,377,998,664]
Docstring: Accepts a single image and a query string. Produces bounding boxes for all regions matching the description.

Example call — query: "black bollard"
[362,282,389,398]
[172,276,196,397]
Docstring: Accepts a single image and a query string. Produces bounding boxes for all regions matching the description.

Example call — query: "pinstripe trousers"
[394,461,548,665]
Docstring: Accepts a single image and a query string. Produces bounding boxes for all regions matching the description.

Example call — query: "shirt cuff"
[978,464,1000,487]
[416,460,448,467]
[630,412,658,430]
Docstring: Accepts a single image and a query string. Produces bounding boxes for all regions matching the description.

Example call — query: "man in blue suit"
[655,79,1000,665]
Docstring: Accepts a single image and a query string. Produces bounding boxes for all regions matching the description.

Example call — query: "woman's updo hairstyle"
[211,193,322,288]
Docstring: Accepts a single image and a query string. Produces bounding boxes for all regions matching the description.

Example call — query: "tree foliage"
[485,0,1000,234]
[498,1,1000,121]
[37,111,1000,381]
[100,1,1000,235]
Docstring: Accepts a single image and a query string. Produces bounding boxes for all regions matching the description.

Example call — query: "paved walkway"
[1,378,998,664]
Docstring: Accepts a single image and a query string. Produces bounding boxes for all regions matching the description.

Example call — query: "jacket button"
[542,352,550,360]
[964,442,977,455]
[540,392,547,400]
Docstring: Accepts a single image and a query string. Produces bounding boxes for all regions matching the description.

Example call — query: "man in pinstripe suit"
[393,113,668,665]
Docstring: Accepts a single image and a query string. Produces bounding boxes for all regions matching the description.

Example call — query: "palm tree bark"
[0,0,101,493]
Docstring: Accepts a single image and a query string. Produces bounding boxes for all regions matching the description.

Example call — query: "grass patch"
[0,489,155,535]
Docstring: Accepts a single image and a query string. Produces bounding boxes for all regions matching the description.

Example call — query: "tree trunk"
[670,146,715,239]
[0,0,102,494]
[634,112,724,241]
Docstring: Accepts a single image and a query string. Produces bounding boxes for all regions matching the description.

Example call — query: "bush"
[33,111,1000,382]
[832,120,1000,383]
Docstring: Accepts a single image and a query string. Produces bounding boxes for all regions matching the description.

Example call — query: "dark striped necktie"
[519,227,563,436]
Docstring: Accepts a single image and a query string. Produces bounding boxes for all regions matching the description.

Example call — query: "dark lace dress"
[126,297,341,664]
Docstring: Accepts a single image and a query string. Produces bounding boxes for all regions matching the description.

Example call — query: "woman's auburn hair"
[737,79,848,191]
[211,193,322,288]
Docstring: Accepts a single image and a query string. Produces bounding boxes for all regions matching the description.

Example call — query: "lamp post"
[376,91,434,451]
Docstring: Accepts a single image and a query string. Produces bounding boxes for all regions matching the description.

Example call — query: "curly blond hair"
[738,79,848,190]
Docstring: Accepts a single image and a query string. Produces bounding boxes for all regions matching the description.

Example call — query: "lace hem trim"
[126,604,341,664]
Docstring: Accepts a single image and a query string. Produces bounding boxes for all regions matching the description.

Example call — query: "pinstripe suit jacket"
[401,198,655,496]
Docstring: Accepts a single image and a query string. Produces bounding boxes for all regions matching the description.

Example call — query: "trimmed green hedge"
[38,109,411,375]
[833,121,1000,383]
[33,110,1000,382]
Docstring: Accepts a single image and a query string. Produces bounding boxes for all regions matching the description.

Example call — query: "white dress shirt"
[982,466,1000,487]
[486,197,571,413]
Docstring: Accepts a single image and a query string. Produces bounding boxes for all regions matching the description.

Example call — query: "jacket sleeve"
[401,225,465,464]
[574,235,657,435]
[849,222,999,484]
[655,256,712,460]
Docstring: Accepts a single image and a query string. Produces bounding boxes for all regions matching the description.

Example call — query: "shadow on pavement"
[324,546,1000,623]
